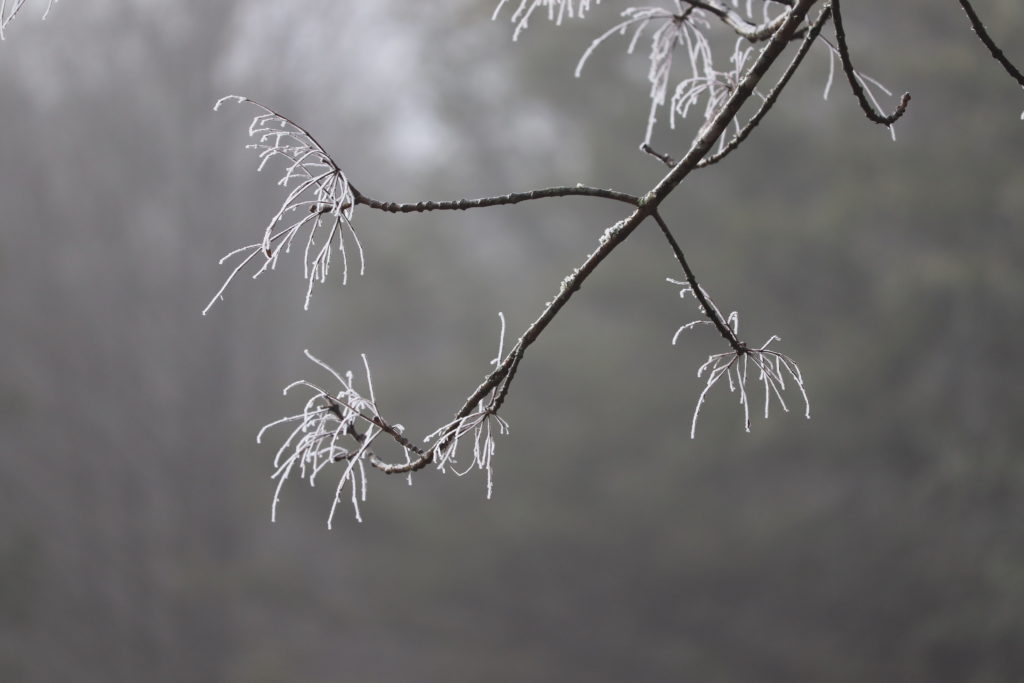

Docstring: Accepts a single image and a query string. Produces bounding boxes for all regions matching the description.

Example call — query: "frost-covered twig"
[698,1,831,168]
[423,314,514,499]
[351,184,639,212]
[204,96,363,314]
[426,408,510,501]
[575,4,713,147]
[655,203,809,437]
[683,0,789,41]
[257,350,420,526]
[207,101,639,314]
[494,0,602,41]
[263,314,516,523]
[373,4,818,477]
[371,313,517,477]
[520,1,803,150]
[0,0,56,39]
[671,37,761,149]
[668,286,810,437]
[688,334,810,437]
[500,0,904,155]
[654,211,741,350]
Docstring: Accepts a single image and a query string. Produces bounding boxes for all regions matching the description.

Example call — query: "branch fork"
[212,0,924,522]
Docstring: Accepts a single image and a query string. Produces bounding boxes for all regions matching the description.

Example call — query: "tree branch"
[831,0,910,127]
[682,0,789,41]
[351,184,640,213]
[321,393,426,460]
[371,0,819,474]
[651,210,742,351]
[957,0,1024,88]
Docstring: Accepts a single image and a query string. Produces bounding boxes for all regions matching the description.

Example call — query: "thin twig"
[957,0,1024,88]
[323,395,427,460]
[651,210,742,351]
[311,384,426,457]
[351,184,640,212]
[831,0,910,126]
[641,143,678,168]
[683,0,789,41]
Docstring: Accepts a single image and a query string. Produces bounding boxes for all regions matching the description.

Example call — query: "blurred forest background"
[1,1,1023,681]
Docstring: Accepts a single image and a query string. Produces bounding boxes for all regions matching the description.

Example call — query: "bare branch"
[831,0,911,128]
[682,0,789,41]
[957,0,1024,89]
[652,210,741,350]
[640,142,678,167]
[351,184,640,212]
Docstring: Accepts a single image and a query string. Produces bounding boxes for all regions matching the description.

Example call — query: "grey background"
[1,1,1022,681]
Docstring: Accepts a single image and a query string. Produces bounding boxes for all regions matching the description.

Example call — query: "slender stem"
[831,0,910,126]
[321,393,426,457]
[641,143,677,168]
[351,184,640,213]
[683,0,789,41]
[489,349,522,414]
[651,210,742,351]
[957,0,1024,87]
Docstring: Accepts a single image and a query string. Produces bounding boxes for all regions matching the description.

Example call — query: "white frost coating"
[671,319,710,345]
[260,350,385,525]
[823,48,836,100]
[494,0,602,41]
[572,5,735,147]
[1,0,57,40]
[667,278,810,437]
[687,334,810,438]
[213,94,247,111]
[426,408,510,501]
[204,97,363,315]
[509,0,896,149]
[598,219,624,245]
[560,267,581,293]
[264,329,517,522]
[492,312,507,366]
[424,311,513,499]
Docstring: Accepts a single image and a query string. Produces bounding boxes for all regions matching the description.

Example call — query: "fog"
[1,1,1022,681]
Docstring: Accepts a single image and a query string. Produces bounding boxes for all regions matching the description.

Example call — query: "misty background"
[1,1,1023,680]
